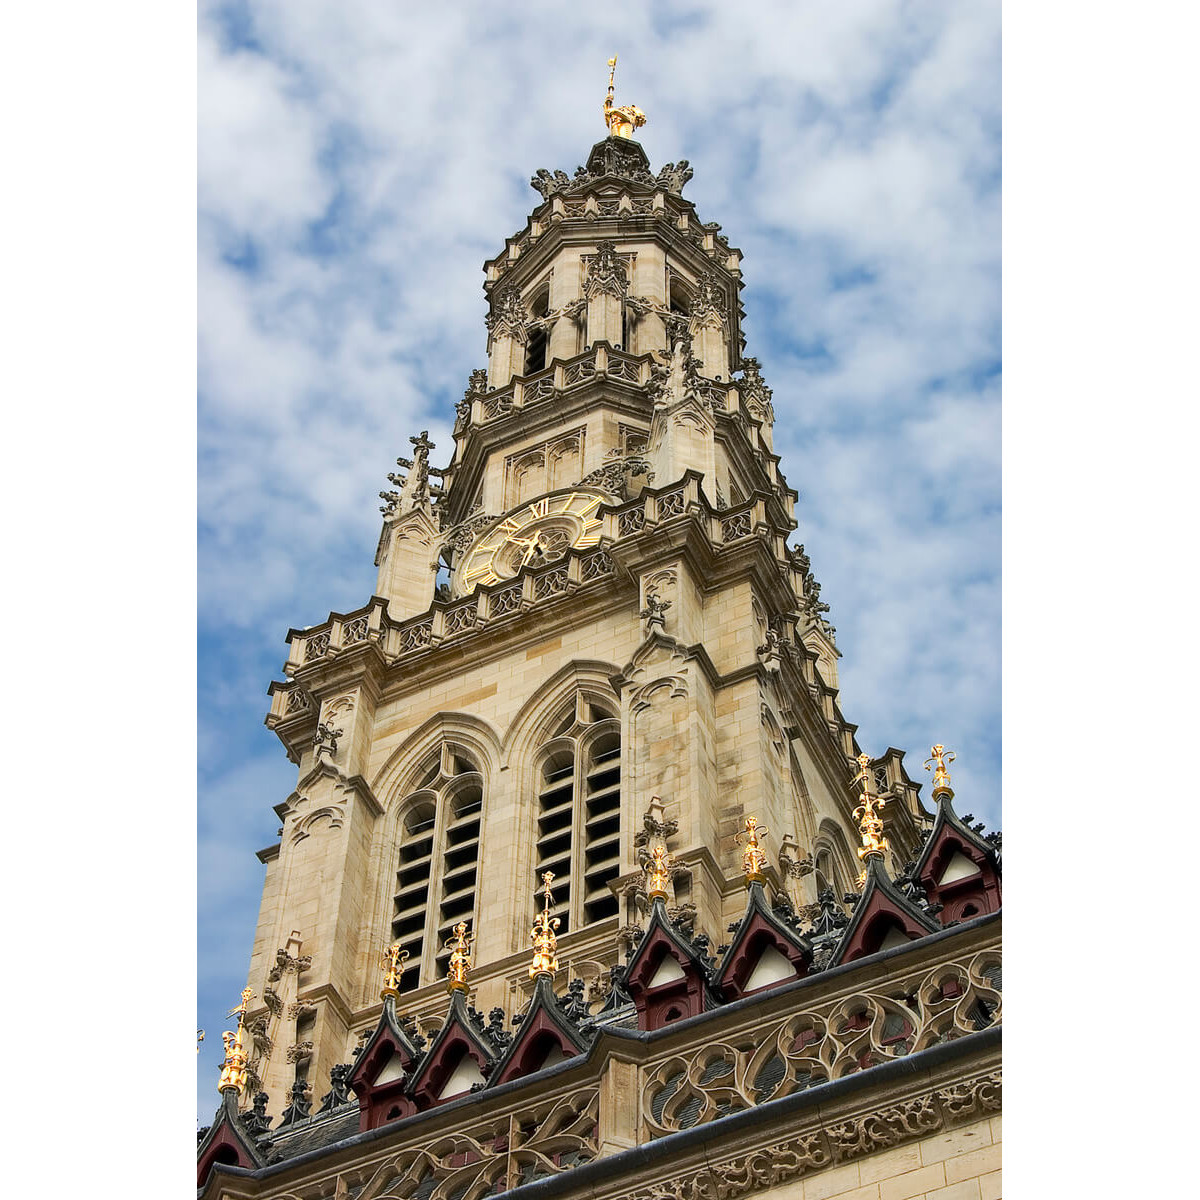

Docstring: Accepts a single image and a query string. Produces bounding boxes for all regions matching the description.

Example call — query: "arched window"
[392,745,484,991]
[534,696,621,933]
[524,287,550,375]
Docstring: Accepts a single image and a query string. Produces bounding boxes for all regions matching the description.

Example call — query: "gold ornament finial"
[603,54,647,139]
[735,816,769,885]
[925,744,956,799]
[197,1029,205,1053]
[852,753,889,864]
[646,844,672,900]
[530,871,561,978]
[445,922,473,993]
[217,987,254,1094]
[380,941,410,998]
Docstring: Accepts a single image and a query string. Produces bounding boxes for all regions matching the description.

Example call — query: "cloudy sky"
[197,0,999,1117]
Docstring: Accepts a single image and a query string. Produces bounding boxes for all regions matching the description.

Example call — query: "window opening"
[534,696,621,933]
[392,747,483,990]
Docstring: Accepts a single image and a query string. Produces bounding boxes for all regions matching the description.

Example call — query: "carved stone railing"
[328,1088,600,1199]
[271,485,793,727]
[269,550,620,722]
[210,921,1000,1200]
[641,945,1001,1139]
[472,345,649,427]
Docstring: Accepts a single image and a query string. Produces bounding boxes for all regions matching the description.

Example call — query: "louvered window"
[534,697,621,933]
[392,746,484,990]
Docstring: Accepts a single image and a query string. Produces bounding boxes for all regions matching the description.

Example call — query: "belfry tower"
[200,67,1001,1200]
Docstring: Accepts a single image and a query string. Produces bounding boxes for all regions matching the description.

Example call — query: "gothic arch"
[361,714,503,999]
[815,818,859,897]
[501,660,622,762]
[502,661,623,938]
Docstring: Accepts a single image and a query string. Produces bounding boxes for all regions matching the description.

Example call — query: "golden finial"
[735,816,769,886]
[530,871,561,978]
[852,752,889,864]
[445,922,473,993]
[603,54,647,139]
[380,941,409,999]
[197,1029,205,1053]
[646,844,672,901]
[217,987,254,1094]
[925,744,956,800]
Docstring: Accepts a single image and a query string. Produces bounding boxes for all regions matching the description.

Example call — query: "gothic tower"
[200,77,1001,1200]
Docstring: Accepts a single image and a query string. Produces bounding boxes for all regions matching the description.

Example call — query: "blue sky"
[197,0,1000,1119]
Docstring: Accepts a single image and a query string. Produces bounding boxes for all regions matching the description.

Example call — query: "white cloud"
[197,0,1000,1116]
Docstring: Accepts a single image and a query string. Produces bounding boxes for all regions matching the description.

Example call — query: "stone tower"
[201,104,1001,1200]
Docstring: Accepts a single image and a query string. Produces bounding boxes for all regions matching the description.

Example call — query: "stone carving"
[530,167,572,199]
[485,284,528,341]
[381,431,444,517]
[483,1006,513,1051]
[642,947,1000,1139]
[826,1095,942,1162]
[640,595,672,635]
[318,1063,354,1112]
[738,356,775,423]
[689,270,727,327]
[354,1087,599,1199]
[277,1080,312,1126]
[583,240,630,300]
[656,160,693,193]
[268,949,312,983]
[285,1041,313,1064]
[580,451,654,498]
[456,368,489,422]
[557,977,591,1025]
[936,1071,1002,1121]
[239,1090,272,1136]
[312,723,342,760]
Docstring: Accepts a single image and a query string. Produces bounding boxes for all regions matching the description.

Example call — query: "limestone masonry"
[200,128,1001,1200]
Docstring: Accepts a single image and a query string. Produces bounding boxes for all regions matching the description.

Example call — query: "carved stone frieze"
[583,240,630,300]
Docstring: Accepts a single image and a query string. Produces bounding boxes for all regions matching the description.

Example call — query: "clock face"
[456,490,607,594]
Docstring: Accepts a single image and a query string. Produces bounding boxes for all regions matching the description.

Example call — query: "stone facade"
[200,132,1000,1198]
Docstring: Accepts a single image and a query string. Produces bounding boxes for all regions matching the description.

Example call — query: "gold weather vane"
[925,744,956,799]
[735,816,769,885]
[380,941,409,998]
[603,55,647,138]
[852,753,889,868]
[217,987,254,1094]
[646,844,672,900]
[530,871,561,978]
[446,922,473,993]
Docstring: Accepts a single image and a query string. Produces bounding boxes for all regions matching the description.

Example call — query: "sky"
[197,0,1000,1119]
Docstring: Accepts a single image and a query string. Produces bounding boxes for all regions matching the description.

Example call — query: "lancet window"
[524,287,550,375]
[533,696,622,934]
[392,745,485,992]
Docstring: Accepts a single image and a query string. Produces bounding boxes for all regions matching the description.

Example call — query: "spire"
[529,871,560,978]
[852,753,890,877]
[603,55,647,138]
[925,743,956,802]
[217,986,254,1096]
[445,921,473,994]
[380,940,409,1001]
[735,816,769,887]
